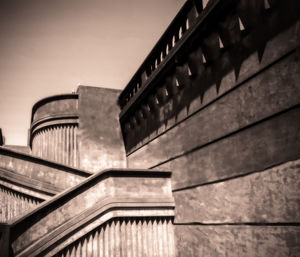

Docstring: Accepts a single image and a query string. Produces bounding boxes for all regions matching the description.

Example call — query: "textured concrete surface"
[122,10,300,154]
[10,169,174,256]
[174,225,300,257]
[32,96,78,123]
[30,94,79,167]
[174,159,300,223]
[156,107,300,189]
[0,147,89,191]
[0,185,42,222]
[50,217,175,257]
[77,86,126,172]
[127,51,300,169]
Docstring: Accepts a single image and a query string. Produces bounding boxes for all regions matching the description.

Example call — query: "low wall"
[0,167,57,222]
[0,147,91,192]
[5,168,174,257]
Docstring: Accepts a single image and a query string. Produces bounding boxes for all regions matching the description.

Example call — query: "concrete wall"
[77,86,126,172]
[124,1,300,255]
[31,95,78,123]
[29,86,126,172]
[0,147,90,192]
[30,94,79,167]
[9,169,174,257]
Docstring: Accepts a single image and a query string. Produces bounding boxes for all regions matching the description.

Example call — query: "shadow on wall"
[121,0,299,153]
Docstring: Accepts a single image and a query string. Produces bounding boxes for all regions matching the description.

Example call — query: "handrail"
[7,168,174,257]
[0,147,91,178]
[0,167,58,197]
[10,168,171,230]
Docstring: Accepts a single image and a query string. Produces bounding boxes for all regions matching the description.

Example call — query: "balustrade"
[117,0,289,153]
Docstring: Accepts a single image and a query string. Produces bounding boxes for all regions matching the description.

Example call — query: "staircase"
[1,168,175,257]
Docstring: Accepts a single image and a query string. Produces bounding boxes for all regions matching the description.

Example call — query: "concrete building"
[0,0,299,256]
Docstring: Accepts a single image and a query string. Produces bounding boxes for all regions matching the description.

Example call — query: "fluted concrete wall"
[30,94,79,167]
[0,185,42,222]
[32,125,79,167]
[54,217,175,257]
[10,169,174,257]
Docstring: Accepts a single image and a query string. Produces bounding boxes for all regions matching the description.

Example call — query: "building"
[0,0,299,256]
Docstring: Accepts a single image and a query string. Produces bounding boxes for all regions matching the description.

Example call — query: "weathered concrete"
[0,147,90,191]
[30,94,79,167]
[174,159,300,223]
[175,225,300,257]
[117,1,300,256]
[127,50,300,169]
[10,169,174,257]
[155,107,300,189]
[0,166,57,222]
[77,86,126,172]
[53,217,175,257]
[31,95,78,124]
[120,0,300,154]
[0,185,42,222]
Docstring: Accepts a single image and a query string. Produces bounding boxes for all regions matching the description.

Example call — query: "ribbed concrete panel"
[32,125,79,167]
[0,185,42,222]
[54,217,175,257]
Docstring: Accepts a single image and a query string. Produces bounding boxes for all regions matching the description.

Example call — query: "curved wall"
[30,94,79,167]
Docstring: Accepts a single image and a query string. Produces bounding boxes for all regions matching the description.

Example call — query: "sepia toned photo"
[0,0,299,256]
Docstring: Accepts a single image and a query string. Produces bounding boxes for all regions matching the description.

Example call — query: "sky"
[0,0,184,146]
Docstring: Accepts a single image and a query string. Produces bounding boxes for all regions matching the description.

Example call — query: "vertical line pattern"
[0,185,42,222]
[55,217,175,257]
[31,124,78,167]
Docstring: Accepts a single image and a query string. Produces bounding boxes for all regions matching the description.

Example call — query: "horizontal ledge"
[31,94,78,123]
[0,147,92,177]
[30,114,78,132]
[152,103,300,183]
[0,167,59,197]
[174,222,300,226]
[172,156,300,192]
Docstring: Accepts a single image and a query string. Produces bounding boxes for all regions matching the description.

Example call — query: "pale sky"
[0,0,184,146]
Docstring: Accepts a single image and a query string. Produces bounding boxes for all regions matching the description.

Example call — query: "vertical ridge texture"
[32,124,79,167]
[0,185,42,222]
[55,217,175,257]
